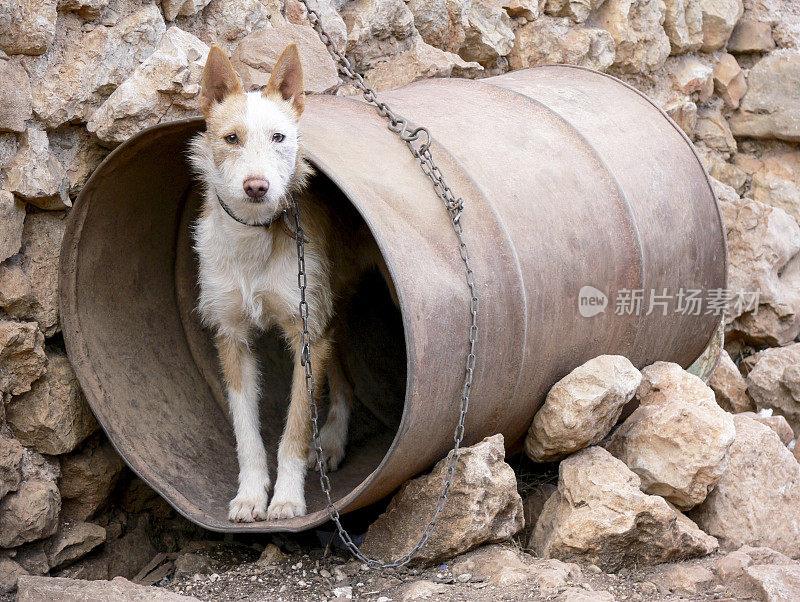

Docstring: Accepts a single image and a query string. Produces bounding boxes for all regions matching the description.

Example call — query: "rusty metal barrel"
[59,66,726,533]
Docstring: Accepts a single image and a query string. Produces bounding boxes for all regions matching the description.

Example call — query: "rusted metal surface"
[59,66,727,533]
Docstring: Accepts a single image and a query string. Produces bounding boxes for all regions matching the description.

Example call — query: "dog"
[190,44,388,521]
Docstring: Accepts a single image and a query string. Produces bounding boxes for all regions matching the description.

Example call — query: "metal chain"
[292,0,479,568]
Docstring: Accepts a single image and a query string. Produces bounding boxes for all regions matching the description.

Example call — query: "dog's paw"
[306,444,345,472]
[228,491,269,522]
[267,497,306,520]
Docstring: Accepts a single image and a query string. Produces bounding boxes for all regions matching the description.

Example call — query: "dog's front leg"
[268,335,332,520]
[217,332,270,522]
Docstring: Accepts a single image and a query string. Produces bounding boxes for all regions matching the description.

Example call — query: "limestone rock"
[0,479,60,547]
[407,0,468,53]
[87,27,209,145]
[5,211,67,337]
[727,19,775,52]
[509,16,615,71]
[45,520,106,571]
[0,557,27,594]
[695,105,737,154]
[590,0,671,74]
[606,361,735,509]
[649,564,715,597]
[749,152,800,226]
[6,348,98,455]
[709,349,752,413]
[545,0,606,24]
[48,127,108,199]
[746,344,800,436]
[721,195,800,346]
[532,446,718,571]
[163,0,212,21]
[361,434,524,564]
[730,50,800,143]
[525,355,641,462]
[458,0,516,65]
[400,580,449,600]
[743,565,800,602]
[59,434,125,521]
[738,411,794,446]
[0,320,46,396]
[32,3,166,129]
[0,190,25,262]
[670,56,713,99]
[0,432,23,500]
[664,0,704,53]
[57,0,109,20]
[340,0,418,71]
[698,0,743,51]
[689,415,800,556]
[664,98,697,137]
[196,0,284,51]
[0,59,32,132]
[0,0,57,55]
[16,576,200,601]
[364,38,481,90]
[231,24,339,93]
[285,1,346,49]
[502,0,540,19]
[713,53,746,108]
[5,128,70,210]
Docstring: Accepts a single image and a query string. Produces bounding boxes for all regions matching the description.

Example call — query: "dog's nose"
[243,177,269,198]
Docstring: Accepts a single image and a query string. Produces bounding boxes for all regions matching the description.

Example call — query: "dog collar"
[216,193,308,242]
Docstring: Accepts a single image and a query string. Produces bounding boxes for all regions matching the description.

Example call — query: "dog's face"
[194,44,306,219]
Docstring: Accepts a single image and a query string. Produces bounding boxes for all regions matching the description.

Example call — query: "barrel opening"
[175,163,407,521]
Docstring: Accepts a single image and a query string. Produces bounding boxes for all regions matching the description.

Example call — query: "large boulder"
[16,576,200,601]
[748,152,800,226]
[0,190,25,263]
[361,434,524,564]
[406,0,468,53]
[59,434,126,521]
[746,343,800,436]
[0,59,32,133]
[31,4,166,129]
[509,16,616,71]
[663,0,704,53]
[0,0,57,56]
[532,446,718,571]
[589,0,671,74]
[720,195,800,347]
[708,350,752,413]
[340,0,418,70]
[606,362,735,510]
[4,128,70,211]
[88,27,209,145]
[689,415,800,556]
[697,0,743,51]
[730,51,800,143]
[0,320,46,396]
[231,24,339,93]
[0,433,24,500]
[525,355,641,462]
[726,19,775,53]
[0,479,60,548]
[5,348,98,456]
[545,0,606,24]
[458,0,516,65]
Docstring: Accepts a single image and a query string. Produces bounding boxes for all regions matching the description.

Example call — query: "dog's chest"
[196,220,301,326]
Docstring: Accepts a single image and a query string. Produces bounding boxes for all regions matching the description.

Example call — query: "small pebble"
[457,573,472,583]
[250,576,257,582]
[320,569,332,579]
[298,580,307,587]
[208,574,219,582]
[587,564,602,574]
[377,598,390,602]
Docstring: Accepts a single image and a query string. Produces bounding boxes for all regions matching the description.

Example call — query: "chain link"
[292,0,479,568]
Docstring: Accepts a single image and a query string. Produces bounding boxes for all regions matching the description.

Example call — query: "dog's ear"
[200,46,243,117]
[265,44,305,116]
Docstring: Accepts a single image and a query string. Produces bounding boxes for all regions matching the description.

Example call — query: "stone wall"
[1,0,800,591]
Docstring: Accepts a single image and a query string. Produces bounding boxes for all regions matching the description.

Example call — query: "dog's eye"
[272,132,286,143]
[224,133,238,145]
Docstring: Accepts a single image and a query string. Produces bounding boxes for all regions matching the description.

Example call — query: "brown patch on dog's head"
[264,44,305,117]
[200,46,244,118]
